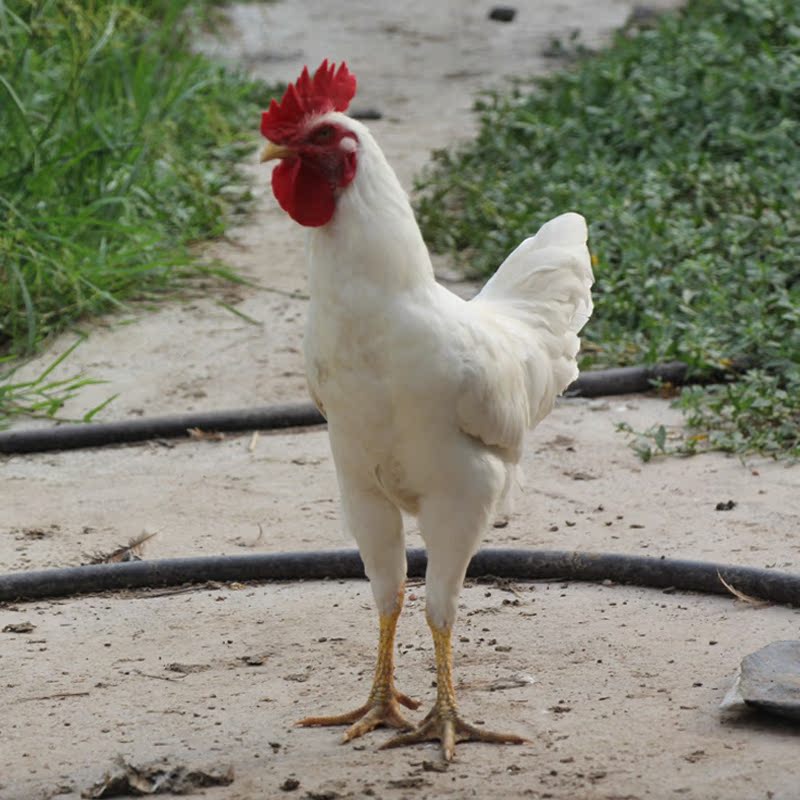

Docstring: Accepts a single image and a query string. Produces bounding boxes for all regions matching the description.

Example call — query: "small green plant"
[615,421,701,463]
[677,371,800,459]
[415,0,800,460]
[0,339,116,429]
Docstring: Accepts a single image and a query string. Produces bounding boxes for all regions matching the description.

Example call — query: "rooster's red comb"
[261,60,357,143]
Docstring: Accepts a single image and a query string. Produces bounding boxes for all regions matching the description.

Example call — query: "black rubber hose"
[0,363,697,455]
[1,548,798,606]
[563,361,689,397]
[0,402,325,455]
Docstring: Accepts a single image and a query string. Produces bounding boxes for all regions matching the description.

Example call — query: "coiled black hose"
[1,548,797,605]
[0,363,694,455]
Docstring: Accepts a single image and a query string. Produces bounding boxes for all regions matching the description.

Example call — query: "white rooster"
[260,60,593,761]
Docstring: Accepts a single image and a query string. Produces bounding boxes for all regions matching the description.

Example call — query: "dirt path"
[3,2,800,799]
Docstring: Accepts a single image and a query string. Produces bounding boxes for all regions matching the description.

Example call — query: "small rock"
[728,640,800,720]
[280,777,300,791]
[83,757,233,798]
[350,108,383,120]
[488,5,516,22]
[715,499,737,511]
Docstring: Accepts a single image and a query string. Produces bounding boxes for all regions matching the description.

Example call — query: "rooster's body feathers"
[299,113,593,627]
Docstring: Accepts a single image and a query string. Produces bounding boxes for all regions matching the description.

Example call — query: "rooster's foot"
[297,689,420,743]
[380,705,527,761]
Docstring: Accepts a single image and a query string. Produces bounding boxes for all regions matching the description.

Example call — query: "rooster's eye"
[311,125,335,144]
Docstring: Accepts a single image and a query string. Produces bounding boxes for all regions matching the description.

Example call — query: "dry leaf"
[717,572,771,607]
[188,427,225,441]
[487,672,536,692]
[88,531,158,565]
[3,622,35,633]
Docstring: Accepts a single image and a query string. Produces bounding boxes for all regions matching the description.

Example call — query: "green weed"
[0,339,115,428]
[0,0,275,360]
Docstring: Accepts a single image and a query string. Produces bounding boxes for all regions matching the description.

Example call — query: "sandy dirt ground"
[3,1,800,799]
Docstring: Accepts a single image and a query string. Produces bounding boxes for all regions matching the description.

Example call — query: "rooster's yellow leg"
[382,615,527,761]
[297,587,419,742]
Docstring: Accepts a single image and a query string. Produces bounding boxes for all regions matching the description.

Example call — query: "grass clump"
[0,339,115,428]
[415,0,800,460]
[0,0,273,360]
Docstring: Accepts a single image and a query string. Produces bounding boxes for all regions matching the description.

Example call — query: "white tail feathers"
[471,212,595,423]
[477,212,594,333]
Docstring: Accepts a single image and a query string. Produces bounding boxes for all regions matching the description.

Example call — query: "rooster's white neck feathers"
[307,114,435,296]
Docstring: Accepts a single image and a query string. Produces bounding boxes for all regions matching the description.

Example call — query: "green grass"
[415,0,800,460]
[0,338,115,427]
[0,0,274,361]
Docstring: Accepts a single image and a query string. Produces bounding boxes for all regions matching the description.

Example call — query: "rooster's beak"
[260,142,294,163]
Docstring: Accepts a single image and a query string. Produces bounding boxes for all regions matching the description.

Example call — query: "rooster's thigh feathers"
[332,437,406,617]
[418,448,508,629]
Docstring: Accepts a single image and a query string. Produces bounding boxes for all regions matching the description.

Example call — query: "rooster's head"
[260,60,359,227]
